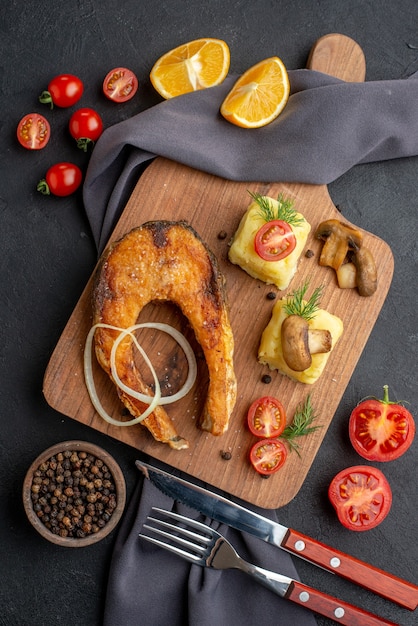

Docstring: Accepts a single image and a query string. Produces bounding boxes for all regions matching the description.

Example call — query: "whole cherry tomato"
[328,465,392,531]
[254,220,296,261]
[349,385,415,462]
[249,438,287,475]
[39,74,84,109]
[103,67,138,103]
[69,108,103,151]
[37,162,83,197]
[17,113,50,150]
[247,396,286,438]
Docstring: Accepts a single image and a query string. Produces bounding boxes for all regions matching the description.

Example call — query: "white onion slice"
[84,322,197,427]
[110,323,197,405]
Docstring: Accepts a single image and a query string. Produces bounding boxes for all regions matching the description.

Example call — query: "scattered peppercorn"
[305,249,314,258]
[266,291,276,300]
[217,230,227,240]
[261,374,272,384]
[29,450,117,539]
[220,450,232,460]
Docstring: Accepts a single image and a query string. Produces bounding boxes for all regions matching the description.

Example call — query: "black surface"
[1,1,417,625]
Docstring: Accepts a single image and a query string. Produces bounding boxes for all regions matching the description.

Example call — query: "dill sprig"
[249,191,304,227]
[283,279,323,321]
[280,394,321,456]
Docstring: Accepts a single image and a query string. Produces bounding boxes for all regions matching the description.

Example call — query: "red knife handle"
[282,529,418,610]
[286,580,398,625]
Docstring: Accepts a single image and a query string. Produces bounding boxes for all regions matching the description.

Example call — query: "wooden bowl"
[23,440,126,547]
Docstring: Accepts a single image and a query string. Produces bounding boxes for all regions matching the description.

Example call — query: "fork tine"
[150,507,214,535]
[139,533,203,563]
[139,507,216,565]
[143,517,208,555]
[145,515,211,546]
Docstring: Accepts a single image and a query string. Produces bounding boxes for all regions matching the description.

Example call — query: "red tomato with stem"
[255,220,296,261]
[328,465,392,531]
[39,74,84,109]
[17,113,50,150]
[69,108,103,151]
[249,439,287,475]
[349,385,415,462]
[103,67,138,102]
[37,162,83,197]
[247,396,286,438]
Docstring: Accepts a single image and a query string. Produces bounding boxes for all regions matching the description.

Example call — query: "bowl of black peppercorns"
[23,441,126,547]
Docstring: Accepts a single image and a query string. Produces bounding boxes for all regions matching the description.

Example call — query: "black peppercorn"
[261,374,272,384]
[266,291,276,300]
[29,449,118,539]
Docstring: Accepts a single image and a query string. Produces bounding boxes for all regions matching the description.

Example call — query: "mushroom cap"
[281,315,312,371]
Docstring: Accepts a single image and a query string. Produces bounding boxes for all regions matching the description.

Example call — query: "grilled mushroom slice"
[351,246,377,296]
[281,314,332,371]
[315,219,363,270]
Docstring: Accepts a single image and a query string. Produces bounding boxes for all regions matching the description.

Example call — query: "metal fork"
[139,508,397,626]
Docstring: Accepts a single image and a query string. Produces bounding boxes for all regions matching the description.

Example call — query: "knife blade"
[136,460,418,611]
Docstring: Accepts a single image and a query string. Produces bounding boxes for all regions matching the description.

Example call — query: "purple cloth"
[103,475,317,626]
[83,69,418,252]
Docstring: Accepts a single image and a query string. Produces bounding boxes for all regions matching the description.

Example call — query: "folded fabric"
[103,472,317,626]
[83,69,418,252]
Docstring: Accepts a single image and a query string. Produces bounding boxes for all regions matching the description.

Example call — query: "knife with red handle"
[136,460,418,611]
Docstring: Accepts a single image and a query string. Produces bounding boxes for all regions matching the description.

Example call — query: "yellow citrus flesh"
[220,56,290,128]
[150,38,230,99]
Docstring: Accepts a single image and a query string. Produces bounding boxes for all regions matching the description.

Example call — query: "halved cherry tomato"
[69,108,103,151]
[247,396,286,438]
[328,465,392,532]
[249,439,287,475]
[17,113,50,150]
[103,67,138,103]
[39,74,84,109]
[37,162,82,197]
[349,385,415,462]
[254,220,296,261]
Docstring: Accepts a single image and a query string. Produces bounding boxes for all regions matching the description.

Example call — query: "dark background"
[1,1,417,625]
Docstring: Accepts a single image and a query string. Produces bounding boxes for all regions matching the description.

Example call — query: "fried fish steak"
[92,220,237,450]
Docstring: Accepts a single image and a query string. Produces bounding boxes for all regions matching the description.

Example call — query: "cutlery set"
[137,461,418,625]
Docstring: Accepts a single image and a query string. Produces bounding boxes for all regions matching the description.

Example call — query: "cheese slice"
[228,196,311,289]
[258,299,344,384]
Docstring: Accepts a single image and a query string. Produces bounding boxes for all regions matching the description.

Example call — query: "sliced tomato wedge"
[328,465,392,532]
[249,439,287,475]
[103,67,139,102]
[254,220,296,261]
[349,385,415,462]
[17,113,50,150]
[247,396,286,438]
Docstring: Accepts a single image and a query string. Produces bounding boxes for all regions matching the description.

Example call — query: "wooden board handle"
[287,580,398,625]
[307,33,366,82]
[283,529,418,610]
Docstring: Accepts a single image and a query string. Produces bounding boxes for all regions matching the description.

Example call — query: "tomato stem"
[38,91,54,109]
[37,180,50,195]
[76,138,94,152]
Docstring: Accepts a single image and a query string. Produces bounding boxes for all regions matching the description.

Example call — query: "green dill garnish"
[283,279,323,321]
[280,394,321,455]
[249,191,304,227]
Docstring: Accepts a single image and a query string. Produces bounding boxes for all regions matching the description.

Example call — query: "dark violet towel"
[103,475,317,626]
[83,69,418,252]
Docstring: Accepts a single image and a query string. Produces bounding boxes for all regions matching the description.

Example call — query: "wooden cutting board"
[44,35,394,508]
